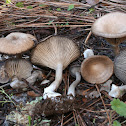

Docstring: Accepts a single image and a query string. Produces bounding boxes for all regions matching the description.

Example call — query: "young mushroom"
[81,55,114,84]
[114,49,126,84]
[31,36,80,99]
[91,12,126,55]
[83,49,94,59]
[67,65,81,97]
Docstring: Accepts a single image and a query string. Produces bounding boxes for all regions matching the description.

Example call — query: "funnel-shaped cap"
[81,55,113,84]
[31,36,80,70]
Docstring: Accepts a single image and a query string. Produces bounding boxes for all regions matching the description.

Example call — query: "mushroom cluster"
[1,13,124,101]
[0,32,44,89]
[90,11,126,98]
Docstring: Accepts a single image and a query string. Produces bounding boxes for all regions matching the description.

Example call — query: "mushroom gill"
[31,36,80,99]
[5,59,33,80]
[114,49,126,84]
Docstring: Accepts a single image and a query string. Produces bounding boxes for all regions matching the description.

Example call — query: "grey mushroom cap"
[91,12,126,38]
[5,59,33,79]
[0,32,36,55]
[81,55,114,84]
[114,49,126,84]
[31,36,80,70]
[0,62,9,83]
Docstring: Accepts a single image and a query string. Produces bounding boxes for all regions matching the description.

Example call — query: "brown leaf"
[27,91,40,97]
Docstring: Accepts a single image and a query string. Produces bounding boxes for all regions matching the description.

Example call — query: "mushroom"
[109,84,126,98]
[91,12,126,55]
[5,59,33,80]
[5,59,33,88]
[1,32,36,55]
[83,49,94,59]
[31,36,80,99]
[67,65,81,97]
[4,59,44,89]
[81,55,113,84]
[114,49,126,84]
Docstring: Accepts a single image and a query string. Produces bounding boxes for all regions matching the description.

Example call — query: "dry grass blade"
[95,84,112,125]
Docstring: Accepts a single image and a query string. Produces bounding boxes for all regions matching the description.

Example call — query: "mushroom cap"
[91,12,126,38]
[69,65,80,78]
[81,55,113,84]
[0,62,9,83]
[0,32,36,55]
[5,59,33,79]
[114,49,126,84]
[31,36,80,70]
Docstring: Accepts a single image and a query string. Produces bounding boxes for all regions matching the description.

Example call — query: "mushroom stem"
[26,70,43,85]
[109,84,126,98]
[112,45,119,55]
[10,77,27,89]
[67,72,81,97]
[83,49,94,59]
[44,63,63,93]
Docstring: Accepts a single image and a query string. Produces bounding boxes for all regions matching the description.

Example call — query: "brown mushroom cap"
[0,62,9,83]
[92,12,126,39]
[5,59,33,79]
[0,32,36,55]
[114,49,126,84]
[31,36,80,70]
[81,55,113,84]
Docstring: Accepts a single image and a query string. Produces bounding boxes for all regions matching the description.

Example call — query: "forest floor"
[0,0,126,126]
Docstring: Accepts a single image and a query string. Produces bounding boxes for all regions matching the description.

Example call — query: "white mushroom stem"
[10,77,27,89]
[67,72,81,97]
[10,70,44,89]
[26,70,43,85]
[83,49,94,59]
[109,84,126,98]
[44,63,63,93]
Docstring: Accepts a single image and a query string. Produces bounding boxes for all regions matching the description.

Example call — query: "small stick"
[61,114,64,126]
[23,79,43,96]
[95,84,111,125]
[52,22,57,35]
[85,31,92,44]
[0,83,10,88]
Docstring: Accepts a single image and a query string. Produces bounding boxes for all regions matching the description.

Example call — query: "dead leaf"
[27,91,40,97]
